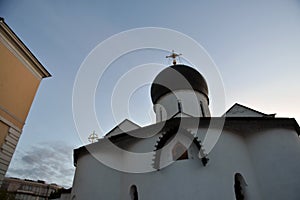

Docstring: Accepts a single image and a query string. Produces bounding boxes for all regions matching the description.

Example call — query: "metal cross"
[88,131,99,143]
[166,50,182,65]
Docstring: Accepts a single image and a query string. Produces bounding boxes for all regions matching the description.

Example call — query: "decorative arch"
[152,127,209,170]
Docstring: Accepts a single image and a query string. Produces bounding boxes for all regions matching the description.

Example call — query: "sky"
[1,0,300,187]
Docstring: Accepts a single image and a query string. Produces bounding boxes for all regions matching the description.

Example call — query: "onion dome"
[150,64,208,104]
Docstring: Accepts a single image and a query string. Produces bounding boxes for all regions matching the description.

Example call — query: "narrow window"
[177,100,182,112]
[130,185,138,200]
[234,173,247,200]
[172,142,188,161]
[200,101,205,117]
[159,107,163,121]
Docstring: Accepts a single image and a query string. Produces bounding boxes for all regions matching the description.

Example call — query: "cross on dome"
[166,50,182,65]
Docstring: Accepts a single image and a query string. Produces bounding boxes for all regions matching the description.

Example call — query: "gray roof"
[73,116,300,166]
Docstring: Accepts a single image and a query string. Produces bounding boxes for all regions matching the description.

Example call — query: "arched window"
[172,142,188,161]
[130,185,138,200]
[234,173,247,200]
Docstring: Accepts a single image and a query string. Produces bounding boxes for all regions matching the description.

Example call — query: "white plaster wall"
[71,129,264,200]
[245,128,300,200]
[154,90,210,122]
[71,153,122,200]
[124,129,200,170]
[209,130,263,200]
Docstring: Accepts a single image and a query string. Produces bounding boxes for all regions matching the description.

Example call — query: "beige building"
[1,177,61,200]
[0,18,51,186]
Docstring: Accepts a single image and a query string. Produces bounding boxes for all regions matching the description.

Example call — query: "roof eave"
[0,17,51,79]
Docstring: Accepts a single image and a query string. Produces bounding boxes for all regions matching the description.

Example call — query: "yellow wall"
[0,41,41,130]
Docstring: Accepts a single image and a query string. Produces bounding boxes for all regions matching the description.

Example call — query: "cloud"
[6,142,75,188]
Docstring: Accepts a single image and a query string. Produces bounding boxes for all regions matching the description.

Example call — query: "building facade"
[71,64,300,200]
[0,18,51,186]
[1,177,61,200]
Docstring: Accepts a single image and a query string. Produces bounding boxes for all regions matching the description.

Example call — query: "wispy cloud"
[6,142,75,188]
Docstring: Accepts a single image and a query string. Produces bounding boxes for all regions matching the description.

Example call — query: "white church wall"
[125,128,205,170]
[208,129,263,200]
[72,128,266,200]
[124,135,160,154]
[188,127,208,143]
[71,153,122,200]
[245,128,300,200]
[73,151,233,200]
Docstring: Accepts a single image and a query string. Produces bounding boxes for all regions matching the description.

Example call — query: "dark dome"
[151,64,209,104]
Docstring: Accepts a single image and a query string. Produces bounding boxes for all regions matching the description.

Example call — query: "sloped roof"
[74,117,300,166]
[225,103,276,118]
[105,119,140,138]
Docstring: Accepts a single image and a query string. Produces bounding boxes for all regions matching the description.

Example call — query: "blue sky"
[1,0,300,187]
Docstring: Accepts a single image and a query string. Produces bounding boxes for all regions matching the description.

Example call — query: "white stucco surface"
[154,90,210,122]
[71,120,300,200]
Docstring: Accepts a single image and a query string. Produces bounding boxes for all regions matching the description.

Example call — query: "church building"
[71,61,300,200]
